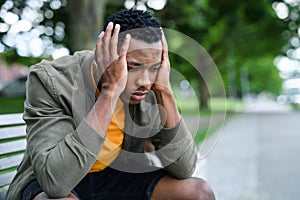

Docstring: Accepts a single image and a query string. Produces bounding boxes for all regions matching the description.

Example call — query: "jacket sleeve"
[153,118,198,179]
[24,65,105,198]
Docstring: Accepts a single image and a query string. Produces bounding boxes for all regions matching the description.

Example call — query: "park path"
[203,99,300,200]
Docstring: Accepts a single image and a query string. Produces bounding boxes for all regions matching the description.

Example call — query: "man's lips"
[131,91,149,101]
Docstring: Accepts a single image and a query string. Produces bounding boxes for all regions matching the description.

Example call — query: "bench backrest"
[0,113,26,199]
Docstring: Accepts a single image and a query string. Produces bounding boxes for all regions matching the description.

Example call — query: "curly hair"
[103,9,162,44]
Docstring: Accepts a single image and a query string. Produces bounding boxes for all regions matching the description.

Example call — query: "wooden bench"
[0,113,26,199]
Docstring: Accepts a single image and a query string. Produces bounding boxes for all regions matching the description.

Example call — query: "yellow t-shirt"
[89,98,125,172]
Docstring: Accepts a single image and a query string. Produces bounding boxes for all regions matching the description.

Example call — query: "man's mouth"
[131,91,149,101]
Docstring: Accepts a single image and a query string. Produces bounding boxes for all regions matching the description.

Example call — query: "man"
[7,9,215,200]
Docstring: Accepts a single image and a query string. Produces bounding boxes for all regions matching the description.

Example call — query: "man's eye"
[150,66,160,72]
[127,67,138,72]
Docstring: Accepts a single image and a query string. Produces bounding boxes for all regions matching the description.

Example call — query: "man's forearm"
[85,91,119,136]
[154,88,181,128]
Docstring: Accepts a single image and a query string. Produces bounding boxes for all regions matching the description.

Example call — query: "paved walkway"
[202,100,300,200]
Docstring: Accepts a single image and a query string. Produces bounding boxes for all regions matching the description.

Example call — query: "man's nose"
[136,71,151,87]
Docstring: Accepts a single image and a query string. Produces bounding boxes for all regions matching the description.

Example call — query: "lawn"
[175,95,244,115]
[175,96,243,145]
[0,97,25,114]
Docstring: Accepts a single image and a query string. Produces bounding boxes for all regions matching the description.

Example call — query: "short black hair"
[103,9,162,44]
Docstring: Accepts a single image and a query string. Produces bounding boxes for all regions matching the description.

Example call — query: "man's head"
[103,9,164,105]
[103,9,162,44]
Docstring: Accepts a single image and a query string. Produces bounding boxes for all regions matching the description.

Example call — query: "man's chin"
[128,99,141,105]
[119,95,140,105]
[120,93,146,105]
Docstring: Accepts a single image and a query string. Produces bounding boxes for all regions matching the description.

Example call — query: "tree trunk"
[195,50,212,110]
[66,0,107,52]
[198,74,209,110]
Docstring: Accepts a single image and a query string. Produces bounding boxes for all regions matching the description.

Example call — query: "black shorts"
[22,167,168,200]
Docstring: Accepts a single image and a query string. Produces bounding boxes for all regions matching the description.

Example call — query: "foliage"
[0,0,108,59]
[0,50,42,66]
[0,0,287,102]
[0,0,68,58]
[246,56,283,95]
[267,0,300,55]
[152,0,285,102]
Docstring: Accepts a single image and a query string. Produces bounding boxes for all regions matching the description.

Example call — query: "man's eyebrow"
[152,62,162,67]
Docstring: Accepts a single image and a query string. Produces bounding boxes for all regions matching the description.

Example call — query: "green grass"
[290,103,300,111]
[0,97,25,114]
[175,95,244,116]
[175,96,241,145]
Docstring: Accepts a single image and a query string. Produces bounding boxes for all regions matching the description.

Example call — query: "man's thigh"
[22,167,167,200]
[73,167,167,200]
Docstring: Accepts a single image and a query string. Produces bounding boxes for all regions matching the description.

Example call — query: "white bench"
[0,113,26,199]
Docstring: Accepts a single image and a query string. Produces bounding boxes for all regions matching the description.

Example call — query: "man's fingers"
[161,29,169,61]
[103,22,113,66]
[110,24,120,60]
[119,34,131,59]
[95,31,104,64]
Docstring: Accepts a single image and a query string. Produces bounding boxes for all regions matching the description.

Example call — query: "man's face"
[120,38,162,105]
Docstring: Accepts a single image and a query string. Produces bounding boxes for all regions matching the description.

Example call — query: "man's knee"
[183,178,215,200]
[33,192,79,200]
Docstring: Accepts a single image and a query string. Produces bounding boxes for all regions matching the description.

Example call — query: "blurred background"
[0,0,299,199]
[1,0,300,113]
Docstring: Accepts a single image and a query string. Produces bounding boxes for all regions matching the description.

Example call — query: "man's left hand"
[152,29,172,93]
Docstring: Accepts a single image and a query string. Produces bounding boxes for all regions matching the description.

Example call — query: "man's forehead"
[127,38,162,52]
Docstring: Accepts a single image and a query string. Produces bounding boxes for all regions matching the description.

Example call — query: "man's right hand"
[94,22,131,97]
[86,22,130,136]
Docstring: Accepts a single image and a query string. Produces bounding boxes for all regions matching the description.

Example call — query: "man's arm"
[152,30,197,178]
[86,22,131,136]
[152,30,181,128]
[26,23,131,198]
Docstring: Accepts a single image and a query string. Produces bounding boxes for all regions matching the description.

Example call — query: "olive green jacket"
[6,50,197,200]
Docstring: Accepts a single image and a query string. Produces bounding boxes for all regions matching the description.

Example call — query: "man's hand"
[86,22,130,136]
[152,29,172,93]
[152,29,181,128]
[94,22,131,97]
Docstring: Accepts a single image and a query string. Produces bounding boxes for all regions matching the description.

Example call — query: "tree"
[154,0,285,108]
[0,0,108,60]
[66,0,107,52]
[0,0,286,109]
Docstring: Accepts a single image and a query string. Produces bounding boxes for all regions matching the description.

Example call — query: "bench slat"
[0,154,24,171]
[0,125,26,140]
[0,113,26,198]
[0,171,17,187]
[0,140,26,155]
[0,185,9,200]
[0,113,24,126]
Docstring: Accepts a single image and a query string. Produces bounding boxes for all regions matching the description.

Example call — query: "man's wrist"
[153,87,181,128]
[100,89,121,102]
[153,87,174,100]
[153,85,173,96]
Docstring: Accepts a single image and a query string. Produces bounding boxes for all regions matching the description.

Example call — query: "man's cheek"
[152,73,159,83]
